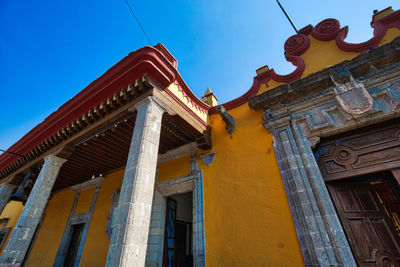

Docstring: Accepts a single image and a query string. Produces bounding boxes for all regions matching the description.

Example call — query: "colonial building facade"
[0,7,399,267]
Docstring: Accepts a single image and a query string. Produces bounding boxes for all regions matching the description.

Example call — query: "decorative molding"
[330,68,373,115]
[163,86,209,127]
[316,123,400,181]
[311,19,341,41]
[200,152,216,166]
[265,116,356,266]
[284,34,310,55]
[156,174,196,197]
[308,136,320,149]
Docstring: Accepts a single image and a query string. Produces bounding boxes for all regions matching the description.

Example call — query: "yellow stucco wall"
[80,170,123,267]
[0,201,23,254]
[25,189,75,266]
[199,105,305,266]
[158,155,190,181]
[25,170,124,267]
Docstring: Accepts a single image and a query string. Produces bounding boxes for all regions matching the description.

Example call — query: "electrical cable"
[123,0,152,45]
[0,149,23,157]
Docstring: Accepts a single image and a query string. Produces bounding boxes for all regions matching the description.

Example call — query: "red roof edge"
[0,44,211,173]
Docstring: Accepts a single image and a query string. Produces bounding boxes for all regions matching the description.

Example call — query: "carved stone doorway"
[316,120,400,266]
[327,174,400,266]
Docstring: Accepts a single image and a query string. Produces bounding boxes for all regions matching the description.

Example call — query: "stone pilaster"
[193,169,206,267]
[106,96,165,267]
[0,184,16,216]
[0,155,66,266]
[265,115,356,267]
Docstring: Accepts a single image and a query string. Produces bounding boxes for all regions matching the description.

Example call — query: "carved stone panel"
[316,121,400,181]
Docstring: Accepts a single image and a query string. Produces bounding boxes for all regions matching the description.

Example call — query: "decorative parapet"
[249,35,400,141]
[211,7,400,114]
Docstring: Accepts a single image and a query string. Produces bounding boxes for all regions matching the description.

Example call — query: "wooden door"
[328,181,400,266]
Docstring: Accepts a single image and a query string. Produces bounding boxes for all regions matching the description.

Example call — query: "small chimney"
[202,88,218,106]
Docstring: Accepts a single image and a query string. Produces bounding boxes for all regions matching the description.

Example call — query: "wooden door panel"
[347,218,379,263]
[370,218,400,256]
[357,190,380,212]
[336,189,360,212]
[329,181,400,266]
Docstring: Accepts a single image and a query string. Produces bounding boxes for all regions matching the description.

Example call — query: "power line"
[276,0,298,34]
[123,0,152,45]
[0,149,23,157]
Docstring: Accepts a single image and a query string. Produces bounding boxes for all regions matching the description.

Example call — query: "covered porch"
[0,44,211,267]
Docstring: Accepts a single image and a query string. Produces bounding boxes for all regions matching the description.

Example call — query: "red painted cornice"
[211,7,400,114]
[0,44,211,173]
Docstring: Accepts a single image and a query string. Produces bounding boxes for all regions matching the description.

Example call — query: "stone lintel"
[157,142,198,164]
[70,176,104,192]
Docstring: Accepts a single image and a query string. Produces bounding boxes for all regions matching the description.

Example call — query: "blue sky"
[0,0,398,153]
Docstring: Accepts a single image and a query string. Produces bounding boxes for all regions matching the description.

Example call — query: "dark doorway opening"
[163,192,193,267]
[64,223,85,267]
[328,172,400,266]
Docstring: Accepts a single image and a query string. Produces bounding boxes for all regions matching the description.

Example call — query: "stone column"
[0,155,66,266]
[0,183,16,216]
[145,190,166,266]
[265,115,356,267]
[106,96,165,267]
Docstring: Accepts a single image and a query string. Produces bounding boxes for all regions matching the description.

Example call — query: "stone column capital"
[131,96,166,114]
[43,154,67,167]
